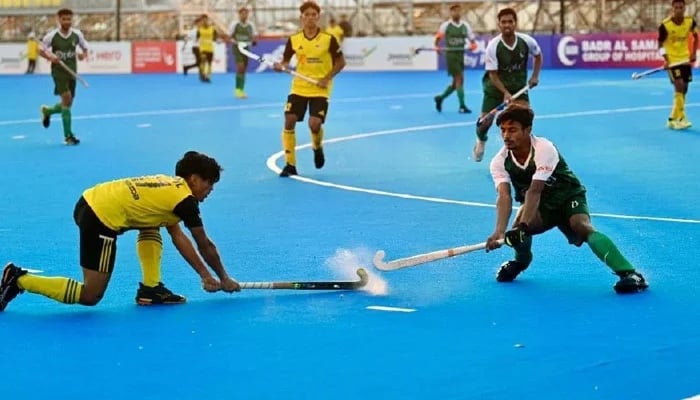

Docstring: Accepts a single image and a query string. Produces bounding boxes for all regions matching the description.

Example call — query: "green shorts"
[445,54,464,77]
[233,47,249,68]
[539,193,590,246]
[54,76,76,97]
[481,89,530,113]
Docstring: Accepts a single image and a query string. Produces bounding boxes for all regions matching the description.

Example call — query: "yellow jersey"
[26,39,38,60]
[325,25,344,45]
[197,25,217,53]
[658,16,697,64]
[82,175,201,232]
[282,30,341,98]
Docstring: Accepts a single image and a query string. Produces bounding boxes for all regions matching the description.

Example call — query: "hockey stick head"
[372,250,392,271]
[354,268,370,289]
[631,72,641,80]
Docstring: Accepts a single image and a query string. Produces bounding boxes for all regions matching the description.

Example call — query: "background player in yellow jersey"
[325,16,344,46]
[274,1,346,177]
[25,32,38,74]
[197,14,218,83]
[658,0,697,130]
[0,151,241,312]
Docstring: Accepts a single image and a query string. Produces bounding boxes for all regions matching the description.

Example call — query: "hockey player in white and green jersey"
[229,6,258,98]
[473,7,542,162]
[39,8,88,145]
[433,4,477,114]
[484,104,648,294]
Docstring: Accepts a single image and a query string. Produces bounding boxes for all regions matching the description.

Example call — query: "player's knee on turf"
[79,286,106,306]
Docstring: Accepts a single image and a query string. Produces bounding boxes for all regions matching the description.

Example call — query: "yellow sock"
[17,275,82,304]
[137,229,162,287]
[679,93,686,120]
[282,129,296,165]
[311,127,324,150]
[671,92,683,120]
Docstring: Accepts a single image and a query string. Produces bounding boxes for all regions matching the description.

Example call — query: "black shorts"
[73,196,118,274]
[668,64,693,84]
[284,94,329,123]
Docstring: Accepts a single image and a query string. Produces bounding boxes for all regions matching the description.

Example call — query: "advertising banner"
[131,41,177,73]
[0,43,29,75]
[342,35,436,71]
[77,41,131,74]
[551,32,663,68]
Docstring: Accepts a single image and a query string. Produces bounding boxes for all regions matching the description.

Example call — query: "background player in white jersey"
[39,8,88,145]
[433,4,477,114]
[473,7,542,162]
[484,104,648,294]
[182,16,202,76]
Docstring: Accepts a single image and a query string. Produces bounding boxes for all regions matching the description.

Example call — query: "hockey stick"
[239,267,368,290]
[373,240,503,272]
[237,43,319,85]
[476,84,530,126]
[631,60,690,80]
[414,46,476,54]
[34,38,89,88]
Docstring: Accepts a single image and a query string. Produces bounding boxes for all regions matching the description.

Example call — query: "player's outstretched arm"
[166,223,221,292]
[519,180,545,227]
[487,182,513,251]
[188,226,240,292]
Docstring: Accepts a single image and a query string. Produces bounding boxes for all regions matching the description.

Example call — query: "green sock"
[587,231,635,273]
[456,88,465,107]
[48,103,62,115]
[235,74,242,89]
[439,85,455,99]
[239,74,245,90]
[61,107,72,138]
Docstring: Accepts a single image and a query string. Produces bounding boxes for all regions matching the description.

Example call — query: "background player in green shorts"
[484,104,648,294]
[433,4,477,114]
[39,8,87,145]
[229,6,258,98]
[473,7,542,162]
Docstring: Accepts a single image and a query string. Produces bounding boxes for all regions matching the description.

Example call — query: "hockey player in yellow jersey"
[658,0,698,129]
[0,151,241,312]
[274,1,346,177]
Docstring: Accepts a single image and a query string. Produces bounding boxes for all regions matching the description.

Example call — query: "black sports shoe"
[0,263,28,312]
[40,105,50,128]
[65,135,80,145]
[496,260,529,282]
[459,105,472,114]
[614,271,648,294]
[279,163,298,177]
[313,147,325,169]
[434,96,443,113]
[135,282,186,305]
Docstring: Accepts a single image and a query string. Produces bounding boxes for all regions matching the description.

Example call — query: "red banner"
[131,41,176,73]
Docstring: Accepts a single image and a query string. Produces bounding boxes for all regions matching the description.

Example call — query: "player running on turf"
[472,7,543,162]
[433,3,478,114]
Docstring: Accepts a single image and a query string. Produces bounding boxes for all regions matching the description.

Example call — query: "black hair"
[57,8,73,17]
[496,103,534,129]
[300,1,321,14]
[175,151,223,183]
[671,0,685,5]
[449,4,461,10]
[497,7,518,22]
